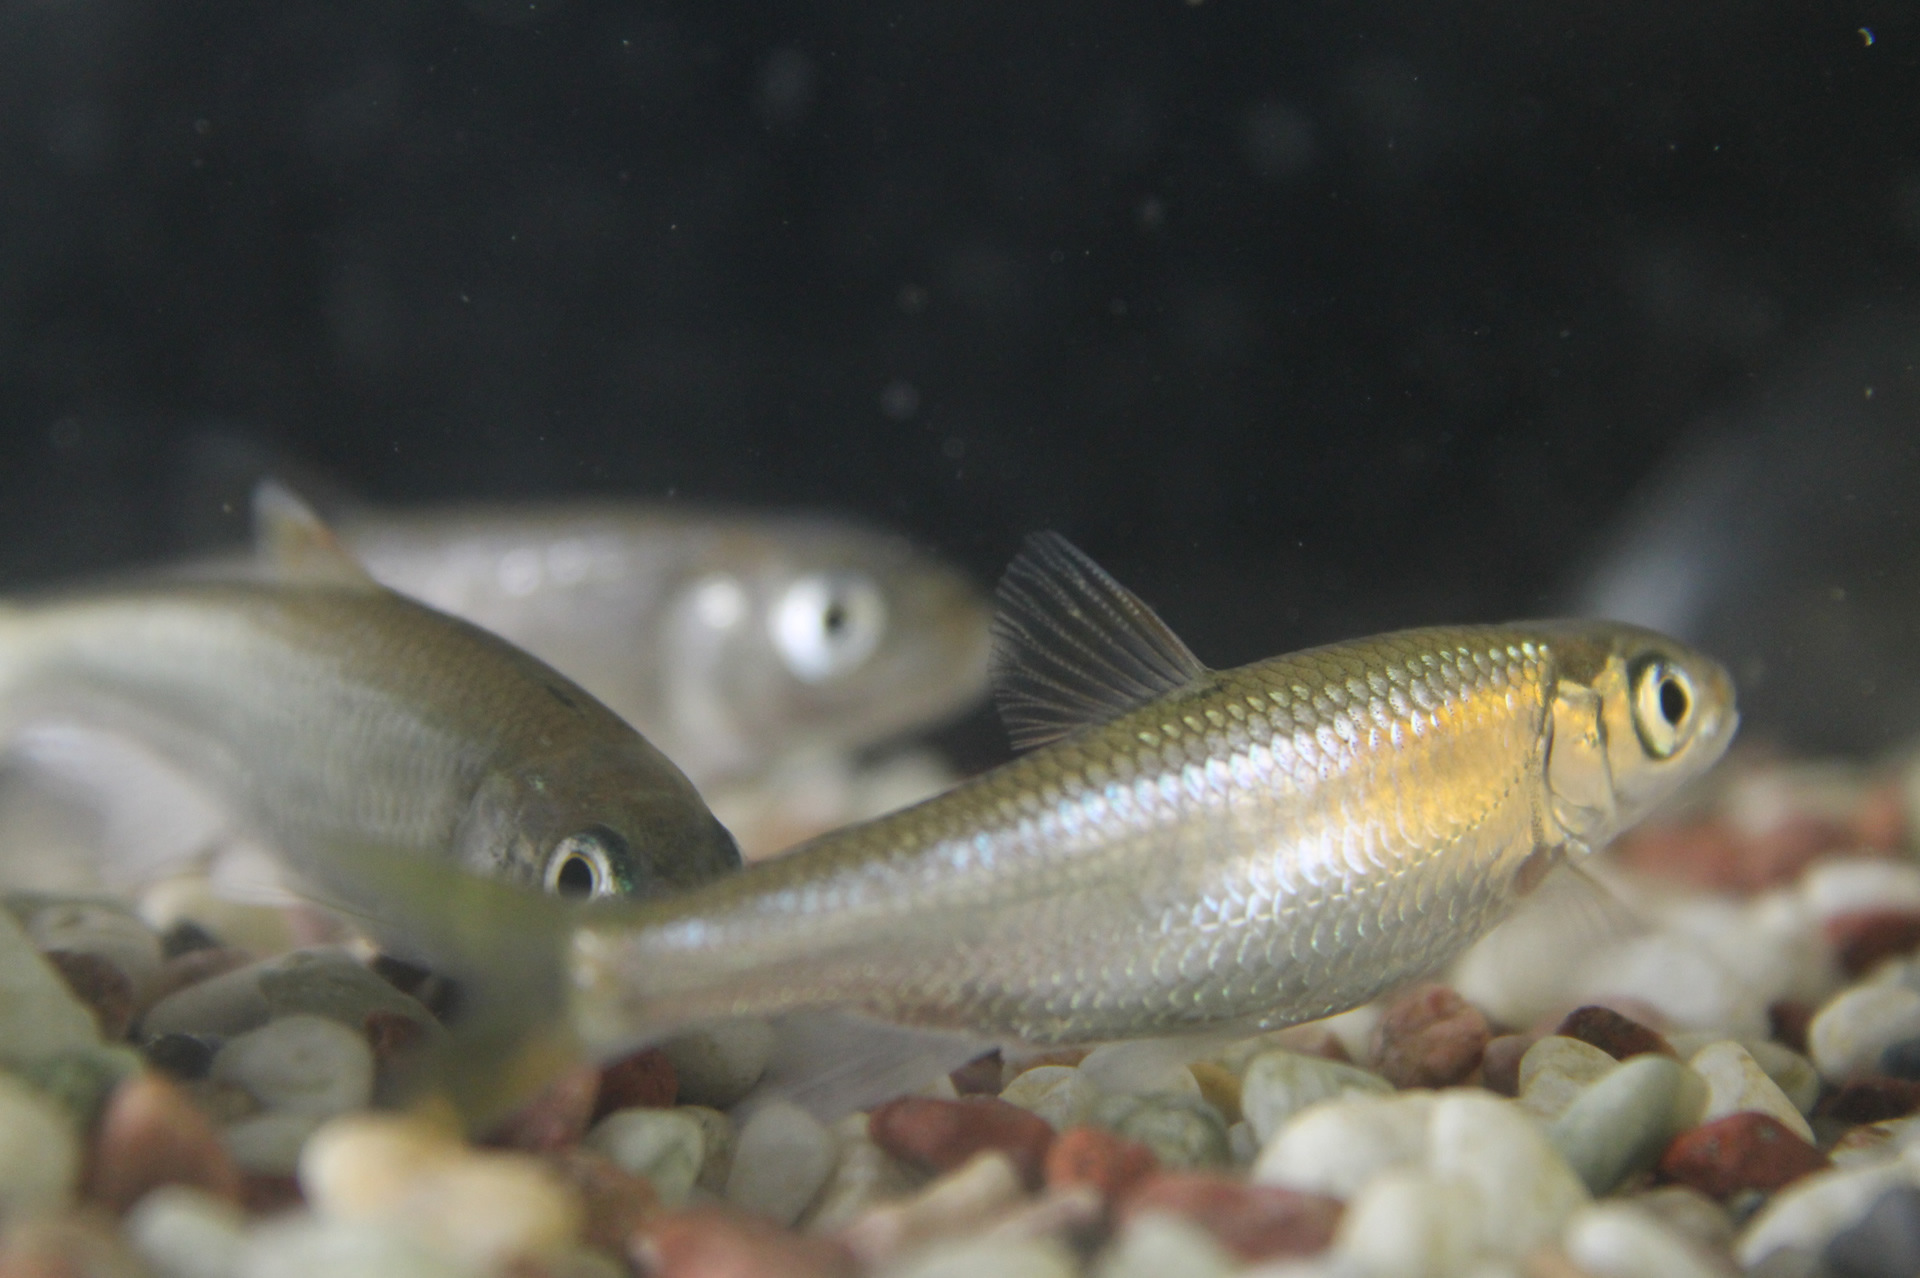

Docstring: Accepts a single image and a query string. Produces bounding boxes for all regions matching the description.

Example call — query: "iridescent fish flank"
[560,533,1737,1074]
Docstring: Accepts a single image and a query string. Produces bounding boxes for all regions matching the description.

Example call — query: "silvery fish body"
[0,490,740,906]
[568,535,1737,1056]
[335,504,992,793]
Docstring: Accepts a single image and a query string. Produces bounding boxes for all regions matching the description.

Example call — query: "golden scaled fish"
[557,533,1737,1064]
[0,486,740,904]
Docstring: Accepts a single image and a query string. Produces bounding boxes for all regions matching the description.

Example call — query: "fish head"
[663,523,992,774]
[453,739,742,901]
[1539,621,1739,849]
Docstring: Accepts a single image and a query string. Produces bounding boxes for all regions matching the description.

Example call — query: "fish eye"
[543,827,628,899]
[771,572,888,683]
[1630,656,1696,760]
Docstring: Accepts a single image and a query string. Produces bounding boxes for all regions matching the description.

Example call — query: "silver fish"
[0,487,740,905]
[333,504,993,798]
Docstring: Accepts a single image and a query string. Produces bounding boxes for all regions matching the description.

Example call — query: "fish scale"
[574,570,1735,1058]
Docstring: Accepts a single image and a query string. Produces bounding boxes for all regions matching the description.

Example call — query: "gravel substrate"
[5,751,1920,1277]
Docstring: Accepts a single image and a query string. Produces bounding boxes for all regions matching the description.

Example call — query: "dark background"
[1,0,1917,742]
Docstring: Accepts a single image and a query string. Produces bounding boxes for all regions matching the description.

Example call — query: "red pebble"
[948,1051,1004,1096]
[1819,1076,1920,1123]
[489,1065,602,1152]
[362,1011,429,1063]
[1044,1126,1159,1201]
[240,1175,304,1213]
[594,1048,677,1119]
[86,1073,242,1213]
[1481,1034,1537,1097]
[1826,910,1920,978]
[43,952,134,1042]
[1554,1006,1675,1062]
[635,1206,856,1278]
[868,1096,1056,1189]
[1770,1000,1814,1054]
[1118,1173,1343,1262]
[1615,816,1875,894]
[1371,984,1490,1088]
[1658,1112,1831,1198]
[543,1148,658,1253]
[1854,784,1910,852]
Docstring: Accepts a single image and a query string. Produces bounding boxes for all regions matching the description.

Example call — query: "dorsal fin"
[991,532,1208,750]
[253,480,379,589]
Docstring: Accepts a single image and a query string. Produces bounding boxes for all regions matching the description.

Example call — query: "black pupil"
[555,853,597,897]
[1658,677,1689,726]
[822,600,847,635]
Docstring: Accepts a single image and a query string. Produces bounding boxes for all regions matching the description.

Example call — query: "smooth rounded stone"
[1118,1173,1344,1263]
[1690,1039,1817,1142]
[878,1236,1077,1278]
[1823,1183,1920,1278]
[1575,933,1770,1038]
[1427,1091,1589,1257]
[1804,858,1920,919]
[594,1047,676,1113]
[1554,1005,1673,1061]
[1045,1126,1158,1200]
[1372,985,1491,1088]
[1625,1185,1736,1253]
[236,1216,481,1278]
[141,961,274,1039]
[1659,1113,1831,1199]
[805,1112,924,1234]
[1240,1050,1392,1147]
[1736,1163,1908,1270]
[1252,1091,1434,1198]
[1077,1043,1204,1098]
[1661,891,1840,1011]
[585,1107,705,1207]
[257,949,439,1031]
[301,1111,583,1267]
[89,1072,243,1211]
[1547,1054,1709,1195]
[1828,1116,1920,1170]
[0,905,104,1060]
[659,1019,775,1110]
[1228,1122,1258,1167]
[15,897,162,997]
[1516,1035,1619,1120]
[211,1015,374,1117]
[224,1111,325,1176]
[680,1105,734,1194]
[125,1185,247,1278]
[1094,1211,1237,1278]
[640,1205,859,1278]
[1564,1202,1728,1278]
[1093,1092,1229,1171]
[999,1065,1101,1131]
[12,1044,142,1128]
[1811,985,1920,1080]
[44,950,137,1040]
[724,1100,836,1225]
[1333,1167,1479,1278]
[138,877,299,959]
[543,1147,657,1256]
[870,1097,1056,1188]
[1746,1039,1823,1115]
[842,1152,1026,1269]
[0,1071,82,1218]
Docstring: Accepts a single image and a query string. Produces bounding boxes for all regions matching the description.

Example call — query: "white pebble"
[661,1019,776,1109]
[881,1236,1079,1278]
[1334,1167,1480,1278]
[1000,1065,1102,1130]
[1744,1039,1823,1116]
[843,1152,1026,1270]
[125,1185,247,1278]
[1094,1212,1237,1278]
[1575,933,1768,1037]
[585,1108,705,1207]
[212,1015,374,1116]
[805,1113,922,1234]
[724,1100,835,1226]
[1803,858,1920,918]
[224,1112,325,1176]
[1516,1035,1617,1121]
[1565,1202,1728,1278]
[1809,984,1920,1080]
[1252,1090,1434,1198]
[0,1072,80,1218]
[1427,1091,1590,1257]
[1078,1042,1203,1098]
[0,906,102,1056]
[1662,892,1839,1009]
[1240,1049,1391,1146]
[1736,1163,1908,1269]
[1689,1040,1816,1142]
[236,1216,479,1278]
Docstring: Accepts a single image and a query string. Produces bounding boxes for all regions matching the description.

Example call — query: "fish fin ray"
[991,532,1208,750]
[741,1010,994,1120]
[253,480,379,589]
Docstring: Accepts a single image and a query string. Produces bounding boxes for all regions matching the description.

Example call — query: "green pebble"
[1095,1092,1230,1170]
[1548,1055,1706,1195]
[1239,1049,1392,1146]
[8,1046,143,1128]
